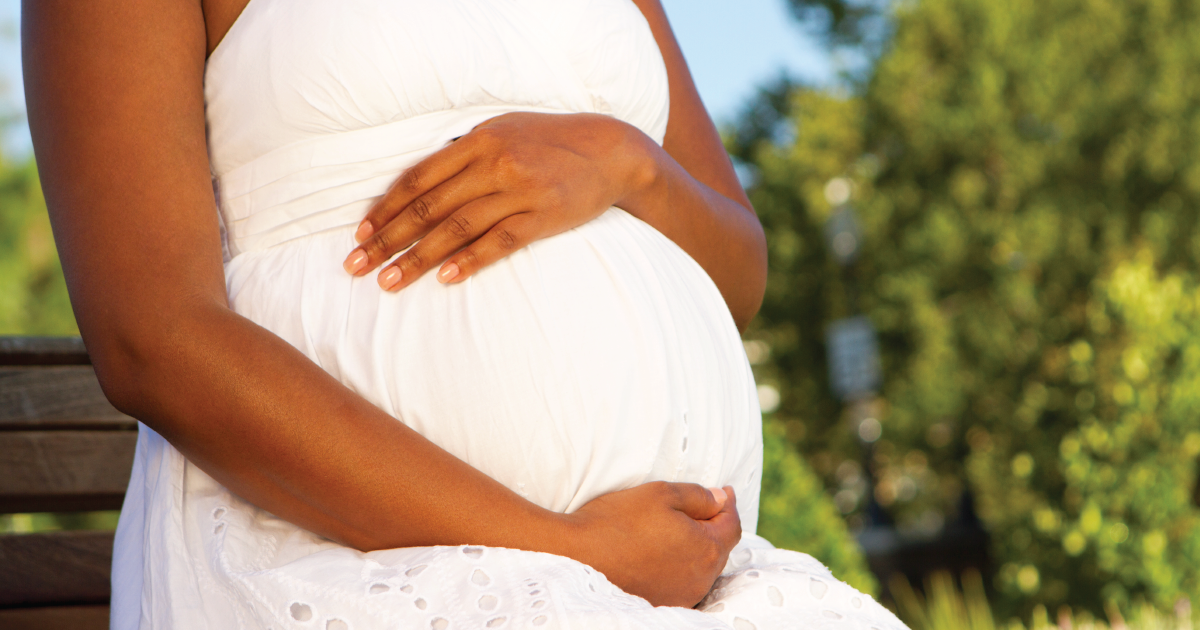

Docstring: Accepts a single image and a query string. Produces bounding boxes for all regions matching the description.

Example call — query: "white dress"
[108,1,910,629]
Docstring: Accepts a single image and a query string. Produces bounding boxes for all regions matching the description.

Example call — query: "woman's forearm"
[626,0,768,331]
[617,128,767,330]
[104,300,561,552]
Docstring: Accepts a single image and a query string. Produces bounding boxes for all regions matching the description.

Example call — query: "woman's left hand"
[342,112,655,290]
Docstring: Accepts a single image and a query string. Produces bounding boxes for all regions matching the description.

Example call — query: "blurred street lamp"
[822,177,889,532]
[824,207,862,266]
[826,316,881,401]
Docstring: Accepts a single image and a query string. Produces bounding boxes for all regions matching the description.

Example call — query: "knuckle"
[458,248,480,269]
[399,168,425,194]
[643,481,668,498]
[367,232,395,258]
[402,249,425,271]
[494,228,519,251]
[471,124,499,143]
[408,196,436,224]
[493,150,517,174]
[545,185,567,212]
[658,482,681,503]
[492,147,527,178]
[446,213,472,239]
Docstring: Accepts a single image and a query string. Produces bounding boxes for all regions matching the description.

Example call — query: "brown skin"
[23,0,763,608]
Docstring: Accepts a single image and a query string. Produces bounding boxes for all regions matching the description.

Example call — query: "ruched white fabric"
[109,1,910,629]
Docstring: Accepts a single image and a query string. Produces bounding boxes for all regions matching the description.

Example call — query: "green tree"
[0,156,76,335]
[737,0,1200,616]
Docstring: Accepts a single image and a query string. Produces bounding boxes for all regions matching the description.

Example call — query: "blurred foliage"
[891,569,1197,630]
[736,0,1200,618]
[785,0,889,48]
[974,253,1200,614]
[0,155,76,335]
[759,414,878,594]
[0,511,120,534]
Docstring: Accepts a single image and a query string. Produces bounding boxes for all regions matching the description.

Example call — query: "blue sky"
[0,0,830,155]
[660,0,832,123]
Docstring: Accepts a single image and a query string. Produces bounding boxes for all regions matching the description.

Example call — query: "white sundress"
[108,1,911,629]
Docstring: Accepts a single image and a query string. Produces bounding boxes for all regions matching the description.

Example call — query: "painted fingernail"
[378,267,402,290]
[437,263,460,284]
[708,487,728,508]
[355,220,374,242]
[343,249,368,275]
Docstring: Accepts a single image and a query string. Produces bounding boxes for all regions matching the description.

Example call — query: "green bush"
[759,415,878,594]
[974,253,1200,612]
[734,0,1200,616]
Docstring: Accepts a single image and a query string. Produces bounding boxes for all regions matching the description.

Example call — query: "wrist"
[609,119,665,215]
[522,508,587,559]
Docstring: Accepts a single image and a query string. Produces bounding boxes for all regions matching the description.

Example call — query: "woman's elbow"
[84,312,203,419]
[86,327,165,418]
[732,228,768,331]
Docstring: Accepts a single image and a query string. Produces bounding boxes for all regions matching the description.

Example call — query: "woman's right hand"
[552,482,741,608]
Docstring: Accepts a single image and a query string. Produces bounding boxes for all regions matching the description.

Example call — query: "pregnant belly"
[224,208,763,530]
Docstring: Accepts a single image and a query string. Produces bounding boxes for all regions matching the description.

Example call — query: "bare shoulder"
[22,0,225,372]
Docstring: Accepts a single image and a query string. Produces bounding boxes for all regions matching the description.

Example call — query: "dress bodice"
[204,0,669,256]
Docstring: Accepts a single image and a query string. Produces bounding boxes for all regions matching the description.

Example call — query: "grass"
[889,571,1195,630]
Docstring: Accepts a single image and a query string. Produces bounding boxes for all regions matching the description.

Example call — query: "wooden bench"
[0,336,137,630]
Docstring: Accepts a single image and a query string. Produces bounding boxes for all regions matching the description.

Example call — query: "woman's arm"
[626,0,768,330]
[22,0,738,607]
[343,1,767,330]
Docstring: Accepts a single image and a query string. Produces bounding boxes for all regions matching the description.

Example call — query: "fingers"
[345,167,494,276]
[667,483,740,551]
[667,482,727,521]
[704,486,742,551]
[373,201,538,291]
[356,137,477,243]
[436,213,539,284]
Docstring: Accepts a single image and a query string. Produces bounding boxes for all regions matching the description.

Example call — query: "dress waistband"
[215,104,576,257]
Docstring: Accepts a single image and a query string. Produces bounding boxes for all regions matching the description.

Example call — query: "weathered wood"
[0,531,113,607]
[0,337,127,616]
[0,605,110,630]
[0,431,136,514]
[0,366,135,430]
[0,337,90,366]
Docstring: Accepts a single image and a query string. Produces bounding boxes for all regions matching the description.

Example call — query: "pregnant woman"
[24,0,908,628]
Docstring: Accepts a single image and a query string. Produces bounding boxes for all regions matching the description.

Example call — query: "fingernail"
[355,220,374,242]
[378,267,402,290]
[437,262,460,284]
[709,487,728,507]
[343,249,368,275]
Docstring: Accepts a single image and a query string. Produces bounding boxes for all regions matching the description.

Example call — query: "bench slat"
[0,366,136,430]
[0,431,136,514]
[0,336,89,366]
[0,605,110,630]
[0,531,113,607]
